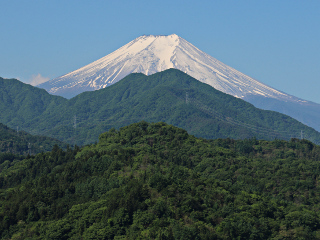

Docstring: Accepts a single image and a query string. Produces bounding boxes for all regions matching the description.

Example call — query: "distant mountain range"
[1,70,320,146]
[38,34,320,132]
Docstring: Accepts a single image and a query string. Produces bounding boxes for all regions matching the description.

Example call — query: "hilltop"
[1,122,320,239]
[1,70,320,145]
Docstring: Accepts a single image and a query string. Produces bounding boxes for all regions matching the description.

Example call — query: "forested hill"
[1,70,320,146]
[1,122,320,239]
[0,77,66,126]
[0,122,67,157]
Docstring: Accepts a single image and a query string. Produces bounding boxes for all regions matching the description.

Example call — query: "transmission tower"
[28,142,31,155]
[73,115,77,147]
[186,92,189,104]
[301,130,304,140]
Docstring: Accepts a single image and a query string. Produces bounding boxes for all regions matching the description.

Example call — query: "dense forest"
[0,122,67,156]
[1,121,320,239]
[1,69,320,146]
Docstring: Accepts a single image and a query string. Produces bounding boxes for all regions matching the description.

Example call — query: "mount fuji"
[38,34,320,132]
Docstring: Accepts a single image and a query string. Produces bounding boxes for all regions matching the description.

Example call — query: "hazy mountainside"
[1,122,320,239]
[243,94,320,135]
[0,122,67,156]
[2,70,320,146]
[37,34,320,132]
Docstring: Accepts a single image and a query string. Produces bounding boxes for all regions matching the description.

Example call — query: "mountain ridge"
[38,34,295,102]
[37,34,320,132]
[2,70,320,146]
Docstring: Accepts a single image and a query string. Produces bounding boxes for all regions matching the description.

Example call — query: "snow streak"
[38,34,303,102]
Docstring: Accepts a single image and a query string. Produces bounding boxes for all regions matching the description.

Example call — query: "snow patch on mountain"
[38,34,304,103]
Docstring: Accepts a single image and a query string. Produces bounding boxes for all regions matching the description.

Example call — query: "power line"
[166,90,307,140]
[189,97,303,139]
[10,91,315,146]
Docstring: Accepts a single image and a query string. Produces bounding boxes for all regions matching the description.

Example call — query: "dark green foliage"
[1,69,320,146]
[1,122,320,239]
[0,122,67,156]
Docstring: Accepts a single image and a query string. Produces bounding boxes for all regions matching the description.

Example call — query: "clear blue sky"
[1,0,319,103]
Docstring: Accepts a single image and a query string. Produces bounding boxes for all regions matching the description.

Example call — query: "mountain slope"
[0,77,67,128]
[38,34,320,132]
[0,122,68,155]
[243,94,320,135]
[2,70,320,145]
[38,34,295,102]
[1,122,320,239]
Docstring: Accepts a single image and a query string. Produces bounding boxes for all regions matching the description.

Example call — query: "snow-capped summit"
[37,34,320,132]
[38,34,296,102]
